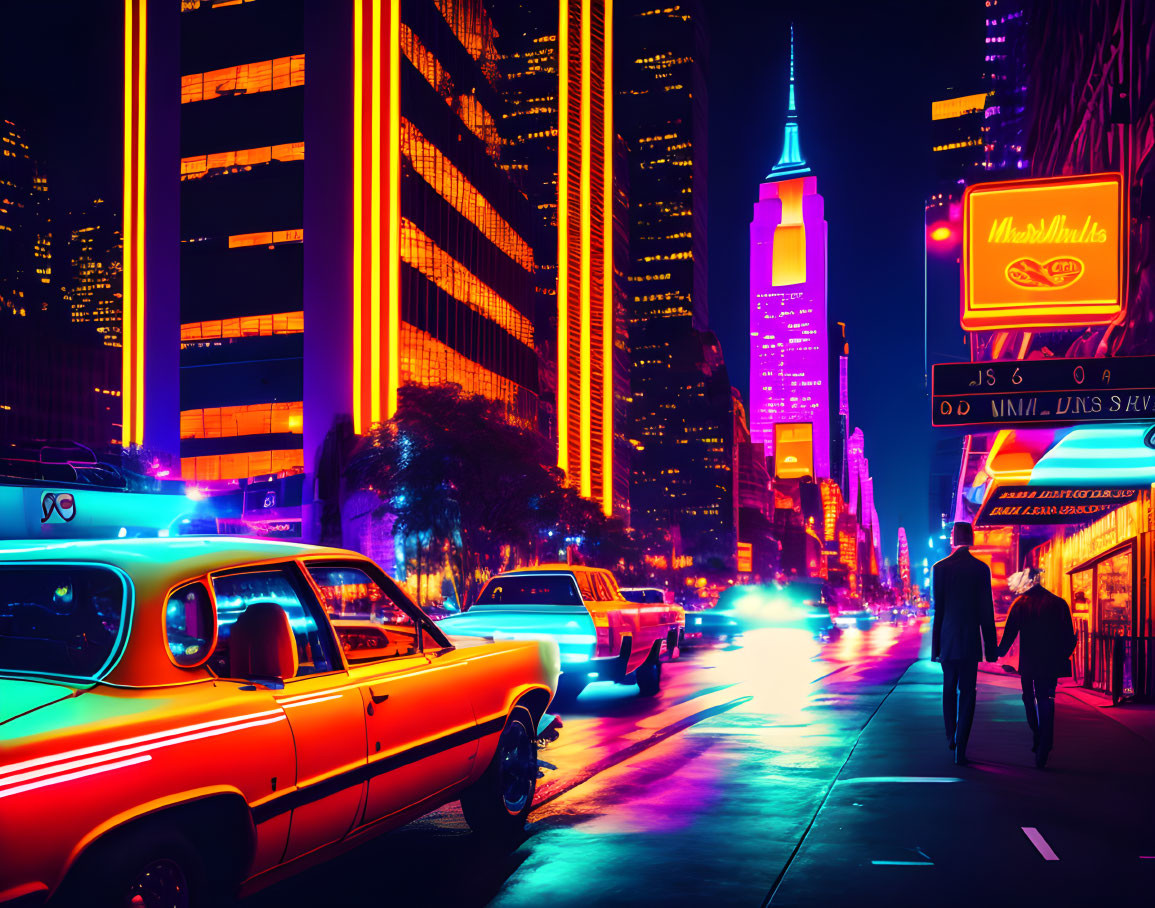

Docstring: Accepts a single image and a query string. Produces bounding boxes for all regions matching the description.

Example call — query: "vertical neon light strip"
[600,0,612,516]
[352,0,364,433]
[369,0,383,425]
[578,0,592,499]
[386,0,400,418]
[122,0,133,446]
[121,0,145,448]
[135,0,146,446]
[556,0,569,474]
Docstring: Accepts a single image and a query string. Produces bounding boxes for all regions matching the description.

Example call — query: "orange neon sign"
[961,173,1124,330]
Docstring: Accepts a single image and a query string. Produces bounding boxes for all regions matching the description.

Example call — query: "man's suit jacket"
[998,585,1077,678]
[932,547,998,663]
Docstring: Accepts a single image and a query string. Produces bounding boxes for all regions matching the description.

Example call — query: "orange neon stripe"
[369,0,383,425]
[352,0,364,432]
[601,0,613,516]
[387,0,400,418]
[556,0,569,475]
[579,0,592,500]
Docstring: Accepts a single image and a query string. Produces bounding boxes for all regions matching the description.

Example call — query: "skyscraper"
[65,198,124,348]
[126,0,543,536]
[488,0,623,517]
[0,120,54,321]
[749,27,829,479]
[618,1,731,559]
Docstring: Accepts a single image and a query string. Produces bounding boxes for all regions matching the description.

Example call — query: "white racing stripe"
[0,715,286,794]
[0,755,152,801]
[0,709,284,779]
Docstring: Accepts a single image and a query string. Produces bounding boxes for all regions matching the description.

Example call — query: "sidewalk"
[769,657,1155,906]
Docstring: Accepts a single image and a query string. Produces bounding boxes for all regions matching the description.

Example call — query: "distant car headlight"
[692,616,703,625]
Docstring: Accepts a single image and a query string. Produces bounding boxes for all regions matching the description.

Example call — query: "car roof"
[0,535,355,583]
[0,536,369,688]
[503,563,608,575]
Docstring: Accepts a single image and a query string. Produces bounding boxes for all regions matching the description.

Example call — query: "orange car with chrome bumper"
[0,537,558,907]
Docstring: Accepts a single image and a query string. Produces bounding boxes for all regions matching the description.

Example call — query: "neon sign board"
[961,173,1124,330]
[931,355,1155,427]
[976,486,1141,526]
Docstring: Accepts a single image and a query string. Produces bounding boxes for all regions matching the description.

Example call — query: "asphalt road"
[243,619,924,907]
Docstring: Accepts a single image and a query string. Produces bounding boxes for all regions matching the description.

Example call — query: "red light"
[930,225,953,242]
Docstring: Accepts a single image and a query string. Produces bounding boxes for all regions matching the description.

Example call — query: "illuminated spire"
[769,24,810,179]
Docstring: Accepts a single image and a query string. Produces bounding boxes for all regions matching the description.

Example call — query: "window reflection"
[181,55,305,104]
[180,402,304,439]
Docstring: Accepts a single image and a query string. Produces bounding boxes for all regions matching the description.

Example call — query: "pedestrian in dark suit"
[931,522,998,764]
[998,568,1077,769]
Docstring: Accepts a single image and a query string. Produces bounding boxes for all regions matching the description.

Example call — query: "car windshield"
[0,565,127,680]
[476,575,582,606]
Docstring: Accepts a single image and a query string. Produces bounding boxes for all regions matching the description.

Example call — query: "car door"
[304,561,477,826]
[210,564,367,863]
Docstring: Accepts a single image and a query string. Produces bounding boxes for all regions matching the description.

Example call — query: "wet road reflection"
[244,620,924,908]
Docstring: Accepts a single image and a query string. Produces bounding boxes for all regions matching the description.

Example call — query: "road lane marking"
[1022,827,1059,861]
[839,776,961,784]
[871,861,933,866]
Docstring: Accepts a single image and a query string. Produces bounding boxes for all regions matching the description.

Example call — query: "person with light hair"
[998,566,1077,769]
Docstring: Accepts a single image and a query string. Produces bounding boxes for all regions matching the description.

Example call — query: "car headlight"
[692,616,703,625]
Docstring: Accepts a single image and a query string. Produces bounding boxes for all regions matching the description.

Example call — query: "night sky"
[706,0,983,558]
[0,0,984,560]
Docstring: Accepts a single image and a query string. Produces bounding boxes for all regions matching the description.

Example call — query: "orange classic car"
[0,537,559,908]
[439,564,684,701]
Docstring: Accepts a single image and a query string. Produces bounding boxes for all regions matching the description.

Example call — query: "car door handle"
[369,687,390,705]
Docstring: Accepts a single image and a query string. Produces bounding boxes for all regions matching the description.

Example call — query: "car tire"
[55,823,212,908]
[636,649,662,696]
[461,707,538,843]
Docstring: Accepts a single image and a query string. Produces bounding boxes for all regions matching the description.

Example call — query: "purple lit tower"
[749,26,830,477]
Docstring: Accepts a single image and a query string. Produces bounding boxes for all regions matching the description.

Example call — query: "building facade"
[618,0,733,559]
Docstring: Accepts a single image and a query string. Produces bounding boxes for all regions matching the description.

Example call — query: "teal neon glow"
[1029,422,1155,487]
[768,24,810,179]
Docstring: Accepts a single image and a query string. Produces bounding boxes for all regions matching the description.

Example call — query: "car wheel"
[636,649,662,696]
[461,707,538,842]
[56,824,210,908]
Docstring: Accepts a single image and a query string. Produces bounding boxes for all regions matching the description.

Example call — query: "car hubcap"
[499,721,535,814]
[126,858,189,908]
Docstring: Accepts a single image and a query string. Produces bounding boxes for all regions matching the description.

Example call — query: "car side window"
[307,564,421,663]
[210,568,336,678]
[574,571,596,601]
[599,572,623,600]
[165,582,214,667]
[591,573,611,602]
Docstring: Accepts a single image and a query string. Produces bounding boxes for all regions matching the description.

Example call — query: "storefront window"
[1095,549,1132,635]
[1070,568,1092,617]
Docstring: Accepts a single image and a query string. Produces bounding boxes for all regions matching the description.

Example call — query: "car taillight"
[592,613,611,651]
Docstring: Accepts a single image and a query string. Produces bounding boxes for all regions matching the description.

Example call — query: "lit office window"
[228,229,303,248]
[181,55,305,104]
[400,325,533,428]
[180,449,304,482]
[400,219,532,346]
[401,120,534,271]
[180,142,304,180]
[181,311,304,341]
[180,402,304,439]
